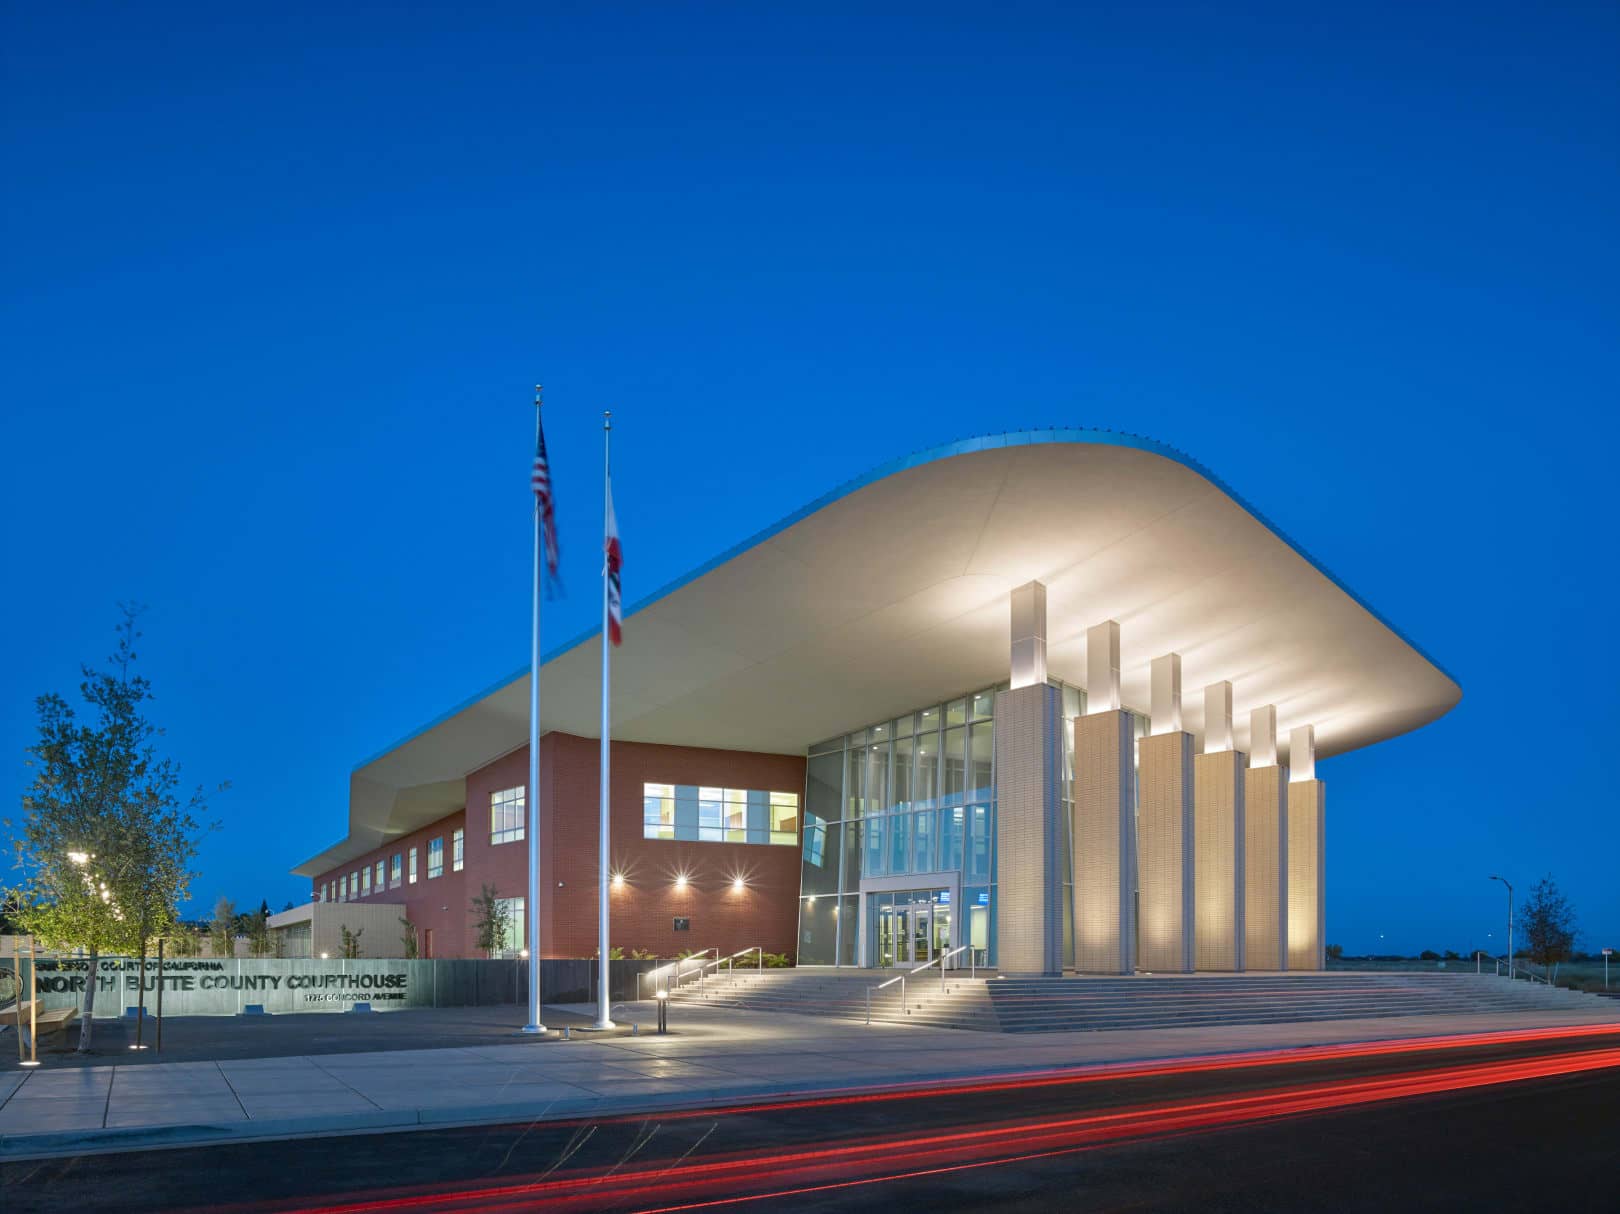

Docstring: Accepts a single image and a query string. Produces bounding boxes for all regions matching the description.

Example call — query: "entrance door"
[911,904,932,967]
[870,888,953,967]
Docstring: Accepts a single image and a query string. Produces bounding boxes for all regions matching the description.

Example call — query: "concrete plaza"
[3,997,1618,1161]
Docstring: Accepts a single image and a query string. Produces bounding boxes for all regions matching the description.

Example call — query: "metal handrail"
[692,948,757,988]
[866,972,907,1025]
[638,949,716,1000]
[939,945,974,982]
[1490,956,1551,986]
[723,947,764,979]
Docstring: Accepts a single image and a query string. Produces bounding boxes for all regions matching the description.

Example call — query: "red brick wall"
[314,809,468,958]
[314,734,806,960]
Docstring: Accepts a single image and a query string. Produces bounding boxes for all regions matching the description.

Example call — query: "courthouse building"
[292,430,1460,973]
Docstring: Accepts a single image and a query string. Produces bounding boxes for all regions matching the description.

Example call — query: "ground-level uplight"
[319,952,330,960]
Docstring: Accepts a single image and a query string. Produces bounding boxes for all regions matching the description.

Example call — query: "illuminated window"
[770,791,799,845]
[349,872,358,899]
[409,847,418,884]
[492,786,525,845]
[362,866,372,896]
[495,897,526,954]
[428,836,444,879]
[390,854,402,888]
[642,783,798,846]
[642,783,675,839]
[452,828,464,872]
[374,860,385,891]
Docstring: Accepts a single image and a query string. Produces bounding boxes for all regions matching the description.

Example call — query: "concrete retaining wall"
[3,956,662,1017]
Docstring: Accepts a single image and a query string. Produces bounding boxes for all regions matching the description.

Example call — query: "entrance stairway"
[666,969,1618,1034]
[666,967,997,1029]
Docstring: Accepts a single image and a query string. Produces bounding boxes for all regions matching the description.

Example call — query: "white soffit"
[291,431,1460,875]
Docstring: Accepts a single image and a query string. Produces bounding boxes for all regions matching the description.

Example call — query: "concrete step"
[665,969,1620,1034]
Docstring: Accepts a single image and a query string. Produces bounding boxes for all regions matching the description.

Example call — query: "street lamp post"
[1489,875,1514,980]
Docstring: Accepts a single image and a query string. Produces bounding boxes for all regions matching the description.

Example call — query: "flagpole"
[596,410,615,1030]
[523,386,546,1035]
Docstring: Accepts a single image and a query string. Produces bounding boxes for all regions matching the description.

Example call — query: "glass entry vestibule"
[871,888,952,967]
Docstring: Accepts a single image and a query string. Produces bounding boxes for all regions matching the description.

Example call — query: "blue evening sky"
[3,3,1615,952]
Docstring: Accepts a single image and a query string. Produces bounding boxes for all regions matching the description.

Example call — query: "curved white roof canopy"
[293,431,1460,876]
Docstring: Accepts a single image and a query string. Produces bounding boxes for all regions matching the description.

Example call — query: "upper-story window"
[492,786,525,845]
[452,828,464,872]
[428,836,444,878]
[374,860,385,891]
[409,847,418,884]
[642,784,799,845]
[390,854,402,888]
[362,866,372,896]
[350,872,359,899]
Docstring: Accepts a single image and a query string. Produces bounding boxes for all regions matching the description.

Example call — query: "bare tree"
[210,896,236,958]
[1522,875,1577,973]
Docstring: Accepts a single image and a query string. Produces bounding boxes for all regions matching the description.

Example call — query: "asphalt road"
[4,1029,1617,1213]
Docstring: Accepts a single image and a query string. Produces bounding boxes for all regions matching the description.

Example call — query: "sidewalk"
[3,1000,1617,1160]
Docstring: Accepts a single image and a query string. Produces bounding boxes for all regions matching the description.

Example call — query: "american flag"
[532,410,560,592]
[604,481,623,646]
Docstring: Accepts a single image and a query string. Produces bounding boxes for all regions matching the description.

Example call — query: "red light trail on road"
[271,1028,1620,1214]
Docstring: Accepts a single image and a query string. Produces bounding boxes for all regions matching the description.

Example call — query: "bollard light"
[655,989,669,1034]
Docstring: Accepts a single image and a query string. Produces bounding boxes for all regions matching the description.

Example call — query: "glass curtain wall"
[798,685,1002,967]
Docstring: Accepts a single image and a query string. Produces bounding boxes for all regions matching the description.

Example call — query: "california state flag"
[604,484,623,646]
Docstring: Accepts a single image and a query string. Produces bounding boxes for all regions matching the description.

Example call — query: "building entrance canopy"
[297,430,1459,877]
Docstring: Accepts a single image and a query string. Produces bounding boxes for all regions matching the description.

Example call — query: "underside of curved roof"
[294,429,1461,876]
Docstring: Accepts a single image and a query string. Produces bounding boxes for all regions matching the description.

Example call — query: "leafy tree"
[470,883,510,958]
[339,924,364,959]
[400,917,419,960]
[1325,943,1344,961]
[210,896,237,957]
[1521,875,1577,972]
[8,607,212,1051]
